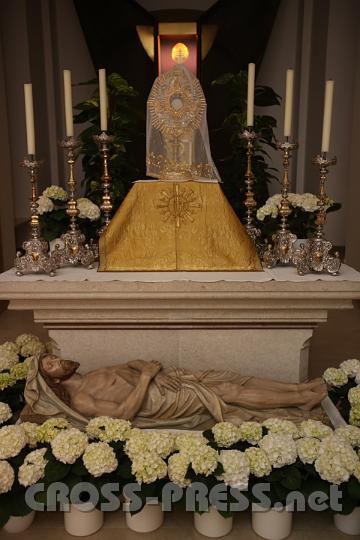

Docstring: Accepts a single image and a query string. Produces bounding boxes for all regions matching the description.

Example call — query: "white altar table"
[1,265,360,382]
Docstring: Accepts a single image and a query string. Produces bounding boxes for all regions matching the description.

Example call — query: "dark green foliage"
[74,73,142,215]
[211,71,280,218]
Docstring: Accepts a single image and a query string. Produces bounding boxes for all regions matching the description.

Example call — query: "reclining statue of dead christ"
[23,354,328,430]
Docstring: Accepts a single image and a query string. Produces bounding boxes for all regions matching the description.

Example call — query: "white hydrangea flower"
[217,450,250,489]
[77,198,101,221]
[0,350,19,371]
[10,358,32,381]
[124,429,149,459]
[259,433,297,468]
[0,341,19,356]
[131,451,168,484]
[190,445,219,476]
[340,359,360,378]
[51,428,88,464]
[315,452,351,485]
[168,452,191,487]
[43,185,68,201]
[323,367,348,388]
[244,447,272,478]
[18,463,44,487]
[290,193,319,213]
[318,437,358,473]
[0,460,15,493]
[143,431,175,459]
[238,422,263,445]
[299,419,333,440]
[0,402,12,425]
[334,425,360,448]
[18,449,48,488]
[262,418,299,439]
[212,422,241,447]
[37,418,71,443]
[174,433,209,457]
[24,447,48,467]
[350,405,360,427]
[15,334,46,357]
[83,442,118,477]
[37,195,54,215]
[86,417,132,443]
[0,425,27,459]
[125,430,176,460]
[349,386,360,407]
[20,422,39,448]
[0,372,16,391]
[296,437,320,464]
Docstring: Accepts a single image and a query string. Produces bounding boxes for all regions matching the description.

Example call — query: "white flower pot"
[252,503,293,540]
[334,507,360,535]
[63,503,104,536]
[3,511,36,533]
[124,501,164,533]
[194,506,233,538]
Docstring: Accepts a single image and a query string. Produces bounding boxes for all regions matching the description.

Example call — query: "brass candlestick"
[263,139,298,268]
[15,157,56,277]
[240,129,262,248]
[50,137,95,269]
[292,153,341,275]
[93,132,115,234]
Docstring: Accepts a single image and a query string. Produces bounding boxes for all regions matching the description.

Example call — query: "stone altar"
[0,264,360,382]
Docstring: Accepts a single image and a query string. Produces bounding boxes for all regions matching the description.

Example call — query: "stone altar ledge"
[0,265,360,382]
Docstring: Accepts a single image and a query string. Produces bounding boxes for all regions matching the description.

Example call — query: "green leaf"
[45,460,71,483]
[348,478,360,501]
[281,467,302,491]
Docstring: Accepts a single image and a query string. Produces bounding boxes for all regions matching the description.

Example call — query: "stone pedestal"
[1,266,359,382]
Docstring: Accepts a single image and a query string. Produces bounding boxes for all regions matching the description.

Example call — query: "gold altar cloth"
[99,181,262,271]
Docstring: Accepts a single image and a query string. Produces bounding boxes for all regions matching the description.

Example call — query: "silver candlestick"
[240,129,262,250]
[50,137,95,269]
[292,153,341,275]
[93,132,115,234]
[15,157,56,277]
[263,139,298,268]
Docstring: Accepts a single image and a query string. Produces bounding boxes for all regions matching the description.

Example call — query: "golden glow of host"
[171,43,189,64]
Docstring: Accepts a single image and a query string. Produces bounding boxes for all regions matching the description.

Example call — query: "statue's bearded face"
[40,355,79,381]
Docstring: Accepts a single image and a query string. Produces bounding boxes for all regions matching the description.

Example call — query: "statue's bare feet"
[299,390,327,411]
[298,378,324,392]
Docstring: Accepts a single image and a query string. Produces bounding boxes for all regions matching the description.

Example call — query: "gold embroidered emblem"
[154,185,202,227]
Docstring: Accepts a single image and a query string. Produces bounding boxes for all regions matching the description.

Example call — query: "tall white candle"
[321,79,334,153]
[24,83,35,155]
[284,69,294,137]
[63,69,74,137]
[247,63,255,127]
[98,68,108,132]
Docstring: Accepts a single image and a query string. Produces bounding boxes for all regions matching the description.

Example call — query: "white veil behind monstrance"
[139,63,221,183]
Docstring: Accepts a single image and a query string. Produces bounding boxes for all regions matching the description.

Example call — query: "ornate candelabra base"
[51,136,96,270]
[263,230,297,268]
[292,153,341,276]
[51,231,95,270]
[15,157,56,277]
[292,238,341,276]
[15,238,56,277]
[263,140,298,269]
